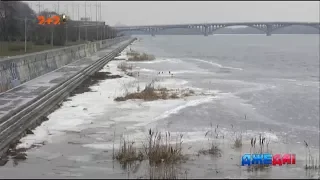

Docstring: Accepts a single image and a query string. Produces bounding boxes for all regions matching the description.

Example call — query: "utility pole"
[51,26,54,47]
[65,4,69,16]
[65,4,69,45]
[53,4,57,12]
[13,17,32,52]
[99,2,102,21]
[96,1,98,41]
[100,2,102,40]
[37,1,41,14]
[103,26,105,40]
[85,1,87,41]
[78,4,81,41]
[66,24,68,45]
[72,2,75,20]
[58,1,60,14]
[89,3,92,21]
[24,17,27,52]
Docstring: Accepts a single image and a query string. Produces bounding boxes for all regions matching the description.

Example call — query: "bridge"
[114,22,320,36]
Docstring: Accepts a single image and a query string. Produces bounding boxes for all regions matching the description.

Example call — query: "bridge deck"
[0,40,128,120]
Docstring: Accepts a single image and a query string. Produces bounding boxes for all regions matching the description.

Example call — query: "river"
[0,34,319,179]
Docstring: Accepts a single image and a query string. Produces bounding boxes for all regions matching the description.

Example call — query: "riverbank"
[0,43,319,178]
[0,37,136,160]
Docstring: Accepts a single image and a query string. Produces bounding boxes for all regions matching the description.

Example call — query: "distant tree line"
[0,1,118,46]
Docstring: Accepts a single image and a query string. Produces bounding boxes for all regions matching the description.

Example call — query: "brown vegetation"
[303,140,320,170]
[231,124,242,148]
[144,130,187,165]
[114,137,144,164]
[247,133,272,171]
[113,129,187,166]
[114,81,195,102]
[117,62,133,72]
[198,123,221,157]
[149,163,187,179]
[127,50,155,61]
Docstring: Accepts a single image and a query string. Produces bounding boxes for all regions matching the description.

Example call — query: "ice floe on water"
[10,40,320,179]
[16,52,220,151]
[17,60,133,149]
[16,48,319,180]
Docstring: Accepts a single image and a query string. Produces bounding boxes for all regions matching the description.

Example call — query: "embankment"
[0,37,136,157]
[0,37,129,93]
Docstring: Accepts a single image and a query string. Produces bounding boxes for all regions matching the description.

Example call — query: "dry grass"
[181,90,195,98]
[198,123,222,157]
[116,61,140,77]
[113,136,144,164]
[198,144,221,156]
[114,81,194,102]
[234,136,242,148]
[127,50,155,61]
[149,163,187,179]
[303,140,320,170]
[113,129,187,169]
[244,135,320,173]
[125,72,136,77]
[247,133,272,171]
[143,129,187,165]
[127,50,140,57]
[117,62,133,72]
[231,124,243,148]
[170,93,179,99]
[0,41,84,57]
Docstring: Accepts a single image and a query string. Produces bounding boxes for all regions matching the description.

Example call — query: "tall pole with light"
[78,4,81,41]
[95,1,98,41]
[24,17,27,52]
[100,2,103,40]
[85,1,87,41]
[64,5,69,45]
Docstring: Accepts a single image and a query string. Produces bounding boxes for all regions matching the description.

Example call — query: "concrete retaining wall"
[0,38,137,157]
[0,37,130,93]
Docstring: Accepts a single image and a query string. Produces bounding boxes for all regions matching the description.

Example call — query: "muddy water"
[0,35,319,179]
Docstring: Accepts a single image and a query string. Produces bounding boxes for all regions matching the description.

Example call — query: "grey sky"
[27,1,319,26]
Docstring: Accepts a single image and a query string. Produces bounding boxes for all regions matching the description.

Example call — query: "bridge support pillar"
[204,26,209,36]
[266,24,272,36]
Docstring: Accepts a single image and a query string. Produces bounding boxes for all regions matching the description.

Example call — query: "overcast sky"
[26,1,320,26]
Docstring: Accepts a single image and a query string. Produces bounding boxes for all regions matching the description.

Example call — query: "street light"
[13,17,34,52]
[24,17,27,52]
